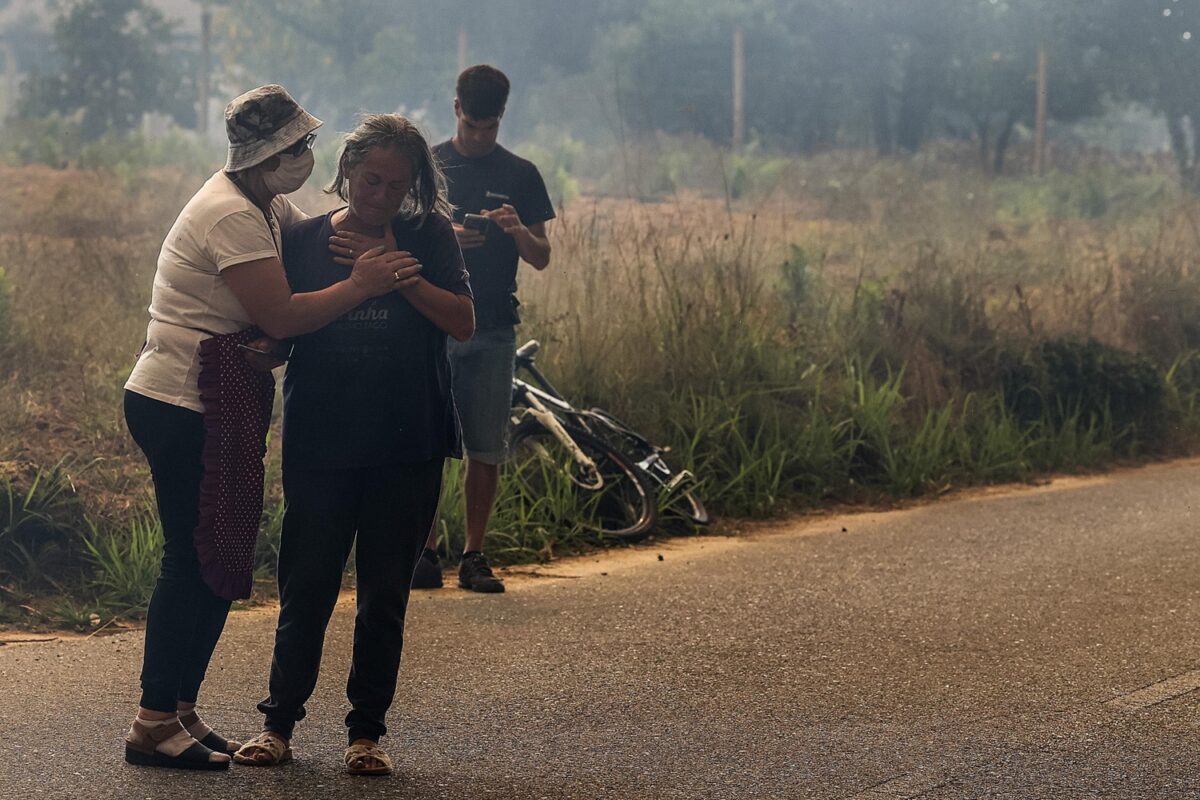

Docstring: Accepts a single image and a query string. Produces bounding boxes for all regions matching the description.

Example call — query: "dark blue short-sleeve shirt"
[280,210,473,469]
[432,141,555,329]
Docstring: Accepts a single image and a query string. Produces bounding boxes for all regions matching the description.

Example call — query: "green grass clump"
[0,460,84,587]
[80,506,161,612]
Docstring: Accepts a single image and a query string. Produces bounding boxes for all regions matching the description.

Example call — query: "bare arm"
[222,248,417,339]
[486,205,551,270]
[400,280,475,342]
[514,221,551,270]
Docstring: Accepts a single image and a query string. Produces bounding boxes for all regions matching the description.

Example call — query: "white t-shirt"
[125,170,306,413]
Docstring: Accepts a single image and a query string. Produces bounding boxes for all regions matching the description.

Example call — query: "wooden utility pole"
[1,42,15,121]
[197,6,212,134]
[457,25,468,75]
[732,26,745,151]
[1033,44,1047,175]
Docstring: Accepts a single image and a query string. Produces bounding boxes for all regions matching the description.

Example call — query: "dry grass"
[2,154,1200,607]
[520,175,1199,425]
[1,160,1194,466]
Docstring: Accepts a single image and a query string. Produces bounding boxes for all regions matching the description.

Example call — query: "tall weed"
[80,506,161,612]
[0,460,82,585]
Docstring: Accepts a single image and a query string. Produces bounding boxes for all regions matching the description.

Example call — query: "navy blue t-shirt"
[432,141,555,329]
[280,210,472,469]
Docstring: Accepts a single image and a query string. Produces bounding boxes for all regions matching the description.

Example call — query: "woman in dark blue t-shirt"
[234,114,474,776]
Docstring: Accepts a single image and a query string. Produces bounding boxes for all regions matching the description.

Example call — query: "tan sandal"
[344,739,392,776]
[178,709,241,754]
[124,718,229,771]
[232,731,292,766]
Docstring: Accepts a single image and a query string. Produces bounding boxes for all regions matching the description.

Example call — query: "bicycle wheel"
[506,419,657,542]
[648,468,711,527]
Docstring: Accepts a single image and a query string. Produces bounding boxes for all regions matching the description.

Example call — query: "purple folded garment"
[194,327,276,601]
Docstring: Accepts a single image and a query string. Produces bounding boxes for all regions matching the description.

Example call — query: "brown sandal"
[232,731,292,766]
[124,718,229,771]
[179,709,241,754]
[344,739,392,776]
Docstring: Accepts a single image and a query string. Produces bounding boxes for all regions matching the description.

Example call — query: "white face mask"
[262,149,315,195]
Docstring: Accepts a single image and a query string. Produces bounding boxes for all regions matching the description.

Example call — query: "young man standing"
[413,64,555,593]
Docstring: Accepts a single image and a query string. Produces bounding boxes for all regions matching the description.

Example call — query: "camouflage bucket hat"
[223,84,323,172]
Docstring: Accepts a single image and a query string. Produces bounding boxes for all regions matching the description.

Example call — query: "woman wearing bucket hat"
[121,85,414,771]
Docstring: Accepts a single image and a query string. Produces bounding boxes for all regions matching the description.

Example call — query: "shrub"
[991,168,1171,222]
[1001,338,1167,453]
[0,115,82,167]
[516,130,583,209]
[78,130,222,178]
[727,149,792,199]
[0,118,221,178]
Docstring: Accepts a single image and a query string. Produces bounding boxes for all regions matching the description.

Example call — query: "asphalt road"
[4,462,1200,799]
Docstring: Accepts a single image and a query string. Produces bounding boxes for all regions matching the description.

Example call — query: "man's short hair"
[457,65,510,120]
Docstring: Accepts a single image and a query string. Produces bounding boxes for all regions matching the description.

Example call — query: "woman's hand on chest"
[329,225,401,266]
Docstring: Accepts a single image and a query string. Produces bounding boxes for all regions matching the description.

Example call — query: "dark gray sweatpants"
[256,459,443,743]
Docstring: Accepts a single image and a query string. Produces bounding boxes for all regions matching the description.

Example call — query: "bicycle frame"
[513,345,694,493]
[511,339,708,527]
[513,348,608,435]
[511,378,604,490]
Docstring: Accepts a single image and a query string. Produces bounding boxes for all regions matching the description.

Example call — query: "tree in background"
[598,0,811,147]
[214,0,445,131]
[940,0,1101,173]
[3,0,1192,175]
[1093,0,1200,190]
[593,0,1096,161]
[17,0,193,138]
[214,0,632,137]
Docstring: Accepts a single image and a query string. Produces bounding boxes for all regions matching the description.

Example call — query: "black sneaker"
[458,552,505,593]
[411,549,443,589]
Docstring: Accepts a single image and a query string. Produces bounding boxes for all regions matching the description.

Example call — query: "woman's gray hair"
[326,113,453,227]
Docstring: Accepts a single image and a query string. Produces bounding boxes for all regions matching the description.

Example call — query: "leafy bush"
[1001,338,1167,452]
[727,150,792,199]
[779,244,812,322]
[1,119,221,178]
[8,150,1200,616]
[0,115,83,168]
[516,129,583,209]
[991,168,1170,222]
[78,130,222,177]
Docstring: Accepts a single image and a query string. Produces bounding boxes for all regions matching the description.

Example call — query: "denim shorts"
[448,326,517,464]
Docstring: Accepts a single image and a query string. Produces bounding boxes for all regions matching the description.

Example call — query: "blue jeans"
[448,326,516,464]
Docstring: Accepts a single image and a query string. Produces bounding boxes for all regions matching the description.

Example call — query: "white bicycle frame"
[512,378,603,490]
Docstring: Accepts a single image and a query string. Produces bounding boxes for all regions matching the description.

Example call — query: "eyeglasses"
[282,132,317,157]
